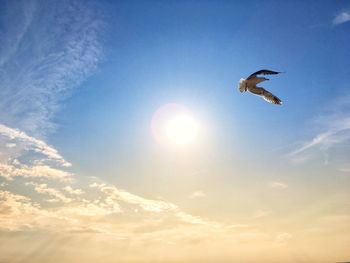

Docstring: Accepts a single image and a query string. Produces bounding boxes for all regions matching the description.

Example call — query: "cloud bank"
[0,121,222,238]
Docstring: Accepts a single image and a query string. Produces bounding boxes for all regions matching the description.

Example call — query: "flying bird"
[239,69,284,105]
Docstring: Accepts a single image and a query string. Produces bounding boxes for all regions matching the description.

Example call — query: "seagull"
[239,69,284,105]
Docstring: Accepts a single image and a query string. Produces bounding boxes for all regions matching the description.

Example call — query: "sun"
[151,103,199,147]
[165,113,198,146]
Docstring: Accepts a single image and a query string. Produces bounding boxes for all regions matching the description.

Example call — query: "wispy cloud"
[0,124,72,181]
[89,182,218,226]
[63,186,84,195]
[333,11,350,25]
[0,0,103,136]
[0,190,45,231]
[0,124,71,167]
[289,118,350,163]
[253,209,270,219]
[26,182,72,203]
[189,190,206,199]
[89,183,178,213]
[275,232,292,243]
[338,165,350,173]
[289,96,350,167]
[0,162,72,181]
[268,181,288,189]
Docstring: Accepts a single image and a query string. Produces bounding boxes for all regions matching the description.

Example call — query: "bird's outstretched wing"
[247,69,282,80]
[262,89,283,105]
[247,86,282,105]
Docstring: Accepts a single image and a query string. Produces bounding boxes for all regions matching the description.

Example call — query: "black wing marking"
[247,69,282,80]
[262,89,283,105]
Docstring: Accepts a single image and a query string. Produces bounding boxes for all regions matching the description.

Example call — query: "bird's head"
[238,78,247,93]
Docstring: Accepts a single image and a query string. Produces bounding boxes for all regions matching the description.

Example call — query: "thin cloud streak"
[288,94,350,166]
[269,181,288,189]
[275,232,292,243]
[289,119,350,163]
[26,182,72,203]
[333,11,350,25]
[189,190,206,199]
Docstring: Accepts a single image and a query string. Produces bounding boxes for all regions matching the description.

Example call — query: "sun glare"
[151,103,199,147]
[165,114,198,145]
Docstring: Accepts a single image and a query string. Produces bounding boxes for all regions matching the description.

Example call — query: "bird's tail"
[238,78,247,93]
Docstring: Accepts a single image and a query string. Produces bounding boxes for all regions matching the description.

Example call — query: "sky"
[0,0,350,262]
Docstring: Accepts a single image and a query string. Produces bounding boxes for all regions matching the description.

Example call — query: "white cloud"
[269,181,288,189]
[0,179,223,235]
[5,143,16,148]
[0,124,71,167]
[189,190,206,199]
[275,232,292,243]
[1,168,273,247]
[227,224,249,229]
[3,128,219,233]
[333,11,350,25]
[0,190,47,231]
[63,186,84,195]
[289,131,334,157]
[90,183,178,213]
[58,200,120,218]
[0,190,103,232]
[0,162,72,181]
[26,182,72,203]
[338,165,350,173]
[176,211,212,226]
[0,124,73,183]
[0,123,247,243]
[253,210,269,218]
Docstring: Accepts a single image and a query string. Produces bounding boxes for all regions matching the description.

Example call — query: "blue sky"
[53,0,350,183]
[1,1,350,262]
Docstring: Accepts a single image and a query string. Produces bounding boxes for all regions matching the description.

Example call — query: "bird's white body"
[239,78,247,92]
